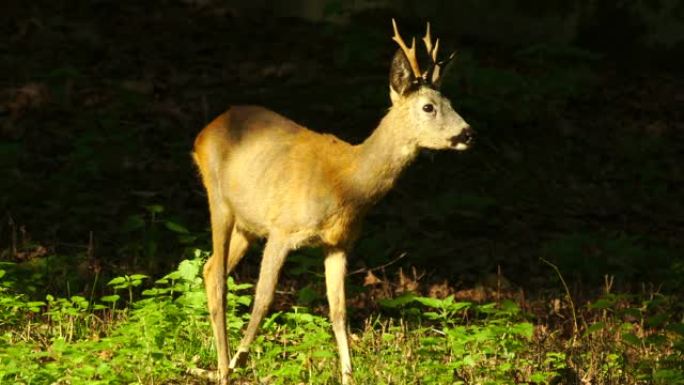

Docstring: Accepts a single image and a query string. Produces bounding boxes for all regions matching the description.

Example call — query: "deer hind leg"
[227,226,252,274]
[203,198,234,384]
[229,235,290,370]
[325,249,352,384]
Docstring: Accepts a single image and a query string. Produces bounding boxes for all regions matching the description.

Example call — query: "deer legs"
[325,249,352,384]
[206,224,352,384]
[229,236,290,370]
[203,200,252,384]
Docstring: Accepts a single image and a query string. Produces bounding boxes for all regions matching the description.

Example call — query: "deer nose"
[450,125,474,147]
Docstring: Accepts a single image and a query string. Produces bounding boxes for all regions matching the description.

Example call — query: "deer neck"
[350,107,418,203]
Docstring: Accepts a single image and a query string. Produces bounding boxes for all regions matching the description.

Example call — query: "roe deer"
[193,19,473,384]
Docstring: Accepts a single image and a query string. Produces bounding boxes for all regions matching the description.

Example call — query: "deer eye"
[422,103,434,113]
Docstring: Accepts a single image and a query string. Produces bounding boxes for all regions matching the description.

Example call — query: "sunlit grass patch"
[0,253,682,384]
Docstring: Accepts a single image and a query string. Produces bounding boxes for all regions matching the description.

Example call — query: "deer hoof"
[342,370,355,385]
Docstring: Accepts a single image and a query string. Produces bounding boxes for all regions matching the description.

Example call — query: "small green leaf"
[645,334,668,347]
[622,307,642,319]
[622,332,641,346]
[142,288,164,296]
[262,311,282,330]
[129,274,149,281]
[107,277,127,286]
[530,371,555,383]
[620,322,635,332]
[462,354,477,367]
[236,294,252,307]
[584,322,606,336]
[590,298,614,310]
[423,311,442,320]
[164,221,189,234]
[145,204,164,214]
[160,271,182,282]
[499,299,520,314]
[312,350,335,358]
[178,234,198,244]
[178,260,200,280]
[415,296,446,309]
[101,295,120,303]
[450,302,471,312]
[27,302,44,312]
[476,303,497,313]
[231,282,253,291]
[70,296,89,309]
[511,322,534,339]
[646,313,668,328]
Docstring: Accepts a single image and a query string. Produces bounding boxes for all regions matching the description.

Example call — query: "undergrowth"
[0,252,682,384]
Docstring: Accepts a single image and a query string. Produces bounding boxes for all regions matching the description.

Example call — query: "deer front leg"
[229,236,290,370]
[325,249,352,384]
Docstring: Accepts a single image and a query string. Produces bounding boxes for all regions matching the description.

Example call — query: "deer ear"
[389,49,416,104]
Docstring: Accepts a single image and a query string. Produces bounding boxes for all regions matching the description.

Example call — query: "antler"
[422,22,454,85]
[392,19,455,86]
[391,18,422,79]
[422,22,440,62]
[430,51,455,85]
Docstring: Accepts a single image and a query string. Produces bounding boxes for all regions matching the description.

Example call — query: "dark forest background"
[2,1,684,383]
[2,0,683,307]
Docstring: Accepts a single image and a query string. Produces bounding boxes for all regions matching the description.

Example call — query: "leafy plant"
[1,253,681,384]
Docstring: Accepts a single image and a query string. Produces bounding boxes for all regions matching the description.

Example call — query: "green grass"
[1,254,681,384]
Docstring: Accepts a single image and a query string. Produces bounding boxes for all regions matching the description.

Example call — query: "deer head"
[388,19,473,151]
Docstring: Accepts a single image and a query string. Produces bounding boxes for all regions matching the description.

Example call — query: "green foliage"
[581,292,684,384]
[108,273,148,304]
[0,253,212,383]
[0,252,682,384]
[379,295,546,383]
[120,204,198,267]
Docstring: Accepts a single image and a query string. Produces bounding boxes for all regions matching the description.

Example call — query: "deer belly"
[229,185,351,248]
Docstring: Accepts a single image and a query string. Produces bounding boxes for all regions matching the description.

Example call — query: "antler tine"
[431,50,456,86]
[391,18,422,78]
[432,38,440,62]
[422,22,440,63]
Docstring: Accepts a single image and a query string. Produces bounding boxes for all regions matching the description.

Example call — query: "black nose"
[450,126,474,147]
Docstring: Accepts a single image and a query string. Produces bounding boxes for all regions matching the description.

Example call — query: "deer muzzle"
[450,125,474,150]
